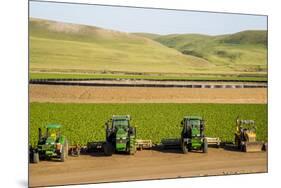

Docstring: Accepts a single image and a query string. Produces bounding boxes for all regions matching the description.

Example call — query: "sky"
[29,1,267,35]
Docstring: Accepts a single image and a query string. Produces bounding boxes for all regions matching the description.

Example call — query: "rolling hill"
[151,30,267,73]
[29,18,267,80]
[30,18,214,74]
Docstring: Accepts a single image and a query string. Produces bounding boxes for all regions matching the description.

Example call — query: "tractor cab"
[40,124,62,144]
[33,124,68,163]
[106,115,133,137]
[111,115,130,131]
[181,116,205,138]
[180,116,207,153]
[234,118,264,152]
[236,119,257,143]
[236,119,256,138]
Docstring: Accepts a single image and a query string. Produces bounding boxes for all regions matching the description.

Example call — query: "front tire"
[203,138,208,153]
[129,145,136,155]
[103,142,113,156]
[129,137,136,155]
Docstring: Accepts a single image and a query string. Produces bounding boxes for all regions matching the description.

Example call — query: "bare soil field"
[29,148,267,187]
[29,85,267,104]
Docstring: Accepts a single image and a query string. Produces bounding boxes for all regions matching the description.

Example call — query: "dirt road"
[29,148,267,187]
[29,85,267,104]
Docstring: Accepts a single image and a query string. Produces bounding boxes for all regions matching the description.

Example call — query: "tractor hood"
[116,128,128,139]
[46,137,56,144]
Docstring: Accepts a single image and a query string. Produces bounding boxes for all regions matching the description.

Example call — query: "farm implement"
[87,115,152,156]
[180,116,208,153]
[234,118,265,152]
[161,116,220,153]
[30,124,69,163]
[30,124,81,163]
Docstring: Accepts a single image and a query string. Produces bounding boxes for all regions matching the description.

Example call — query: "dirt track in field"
[29,148,267,187]
[29,85,267,104]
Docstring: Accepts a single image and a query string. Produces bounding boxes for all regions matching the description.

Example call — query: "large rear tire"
[203,138,208,153]
[103,142,113,156]
[129,136,136,155]
[33,152,39,164]
[242,144,247,152]
[129,144,136,155]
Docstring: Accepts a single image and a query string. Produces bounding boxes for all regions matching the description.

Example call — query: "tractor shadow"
[221,144,243,153]
[151,146,183,154]
[79,150,107,157]
[80,149,133,157]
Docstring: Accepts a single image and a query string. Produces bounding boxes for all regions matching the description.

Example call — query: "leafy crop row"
[29,103,267,146]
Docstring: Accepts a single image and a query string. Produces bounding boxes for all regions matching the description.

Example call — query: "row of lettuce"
[29,103,267,146]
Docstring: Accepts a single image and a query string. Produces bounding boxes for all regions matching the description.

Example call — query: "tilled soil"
[29,148,267,187]
[29,85,267,104]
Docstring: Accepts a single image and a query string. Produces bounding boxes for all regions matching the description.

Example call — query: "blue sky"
[29,1,267,35]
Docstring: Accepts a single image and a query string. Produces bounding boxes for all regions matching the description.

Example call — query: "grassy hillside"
[29,18,267,80]
[30,18,213,74]
[154,30,267,73]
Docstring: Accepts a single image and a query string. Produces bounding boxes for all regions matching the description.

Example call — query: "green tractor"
[31,124,68,163]
[180,116,208,153]
[103,115,136,156]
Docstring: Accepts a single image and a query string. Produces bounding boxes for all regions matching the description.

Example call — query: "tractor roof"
[45,124,62,129]
[239,119,255,124]
[184,116,203,120]
[112,115,130,120]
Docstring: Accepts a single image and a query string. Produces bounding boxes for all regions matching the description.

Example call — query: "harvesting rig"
[161,116,209,153]
[180,116,208,153]
[88,115,137,156]
[31,124,68,163]
[234,118,265,152]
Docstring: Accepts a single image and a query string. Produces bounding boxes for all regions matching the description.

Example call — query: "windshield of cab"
[189,120,201,137]
[190,120,200,128]
[113,119,129,129]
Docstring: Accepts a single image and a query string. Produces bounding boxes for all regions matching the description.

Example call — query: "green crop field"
[29,103,267,146]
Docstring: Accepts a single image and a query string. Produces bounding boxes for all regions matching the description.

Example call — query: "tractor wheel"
[60,146,66,162]
[128,137,136,155]
[182,143,189,154]
[241,144,246,152]
[29,146,34,163]
[235,135,242,150]
[77,148,81,157]
[103,142,113,156]
[203,138,208,153]
[129,145,136,155]
[33,152,39,164]
[129,149,135,155]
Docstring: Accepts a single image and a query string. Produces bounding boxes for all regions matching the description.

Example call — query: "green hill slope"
[154,30,267,73]
[30,18,213,74]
